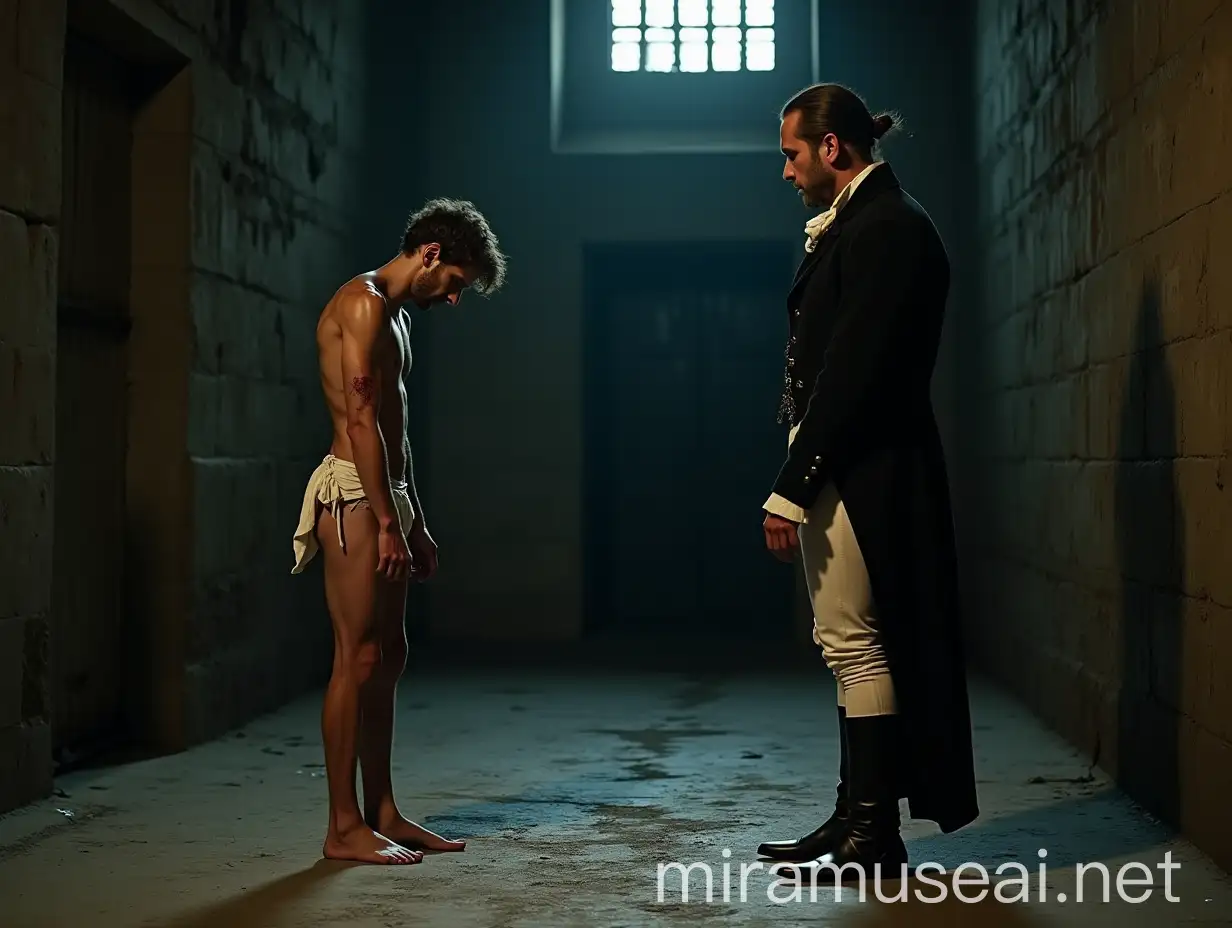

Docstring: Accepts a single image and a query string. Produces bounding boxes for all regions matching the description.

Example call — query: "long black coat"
[769,163,979,834]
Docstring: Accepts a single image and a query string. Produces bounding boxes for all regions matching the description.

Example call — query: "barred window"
[610,0,775,73]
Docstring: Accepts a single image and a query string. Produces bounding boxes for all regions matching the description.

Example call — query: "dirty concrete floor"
[2,670,1230,927]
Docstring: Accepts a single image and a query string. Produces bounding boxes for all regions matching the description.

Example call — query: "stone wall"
[0,0,368,811]
[0,0,65,816]
[168,0,368,744]
[966,0,1232,871]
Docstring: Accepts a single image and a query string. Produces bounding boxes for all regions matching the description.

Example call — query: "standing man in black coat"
[755,83,979,880]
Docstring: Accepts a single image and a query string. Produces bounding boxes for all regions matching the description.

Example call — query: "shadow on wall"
[1113,274,1181,828]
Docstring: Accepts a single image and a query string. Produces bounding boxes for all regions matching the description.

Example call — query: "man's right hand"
[377,526,413,581]
[763,512,800,563]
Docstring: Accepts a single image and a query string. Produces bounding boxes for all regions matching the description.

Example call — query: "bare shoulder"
[327,276,391,337]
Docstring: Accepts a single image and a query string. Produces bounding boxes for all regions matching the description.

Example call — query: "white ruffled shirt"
[803,160,883,252]
[765,161,885,524]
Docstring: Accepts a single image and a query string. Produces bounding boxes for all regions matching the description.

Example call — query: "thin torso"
[316,274,410,480]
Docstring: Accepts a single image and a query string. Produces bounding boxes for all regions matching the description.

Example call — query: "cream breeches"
[789,428,897,717]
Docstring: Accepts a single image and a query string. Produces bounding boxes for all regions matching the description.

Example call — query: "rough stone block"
[191,274,283,379]
[1037,373,1088,459]
[1164,2,1232,218]
[0,721,52,813]
[270,0,305,29]
[1022,302,1048,383]
[1178,711,1232,874]
[1112,460,1181,590]
[0,618,23,729]
[289,386,330,459]
[1096,116,1138,258]
[190,142,336,305]
[1063,169,1094,278]
[1036,289,1088,381]
[1152,594,1232,744]
[187,141,237,282]
[189,571,267,667]
[268,29,308,116]
[978,233,1013,322]
[986,388,1014,459]
[22,613,47,720]
[0,343,54,467]
[1113,688,1183,823]
[0,213,56,350]
[311,140,358,217]
[1174,457,1232,608]
[191,62,245,155]
[1034,468,1068,573]
[1085,249,1148,364]
[202,458,280,575]
[16,0,65,87]
[279,304,321,385]
[186,371,220,459]
[332,82,364,160]
[1173,333,1230,457]
[1050,179,1083,285]
[299,0,339,59]
[1087,356,1144,460]
[1077,583,1124,689]
[991,311,1026,389]
[304,50,342,133]
[1108,580,1154,701]
[1094,3,1136,113]
[0,466,53,621]
[1071,461,1114,575]
[1070,33,1102,141]
[1159,0,1225,65]
[208,376,282,458]
[0,67,60,221]
[1147,204,1212,343]
[0,0,15,66]
[1207,193,1232,337]
[1037,460,1080,569]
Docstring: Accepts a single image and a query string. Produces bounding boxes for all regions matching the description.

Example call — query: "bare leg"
[359,564,465,852]
[317,502,421,865]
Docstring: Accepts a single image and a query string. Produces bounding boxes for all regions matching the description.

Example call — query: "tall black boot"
[773,713,908,884]
[757,705,848,861]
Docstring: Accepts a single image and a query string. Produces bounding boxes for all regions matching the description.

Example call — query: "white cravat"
[803,161,883,253]
[769,161,886,524]
[803,209,835,252]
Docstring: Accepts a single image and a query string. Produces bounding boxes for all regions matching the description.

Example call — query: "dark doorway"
[50,0,191,766]
[52,31,143,763]
[583,240,798,646]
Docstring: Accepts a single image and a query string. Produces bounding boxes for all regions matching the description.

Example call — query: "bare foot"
[370,814,466,852]
[323,825,424,865]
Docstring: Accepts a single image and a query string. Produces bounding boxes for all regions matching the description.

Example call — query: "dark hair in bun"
[780,83,901,158]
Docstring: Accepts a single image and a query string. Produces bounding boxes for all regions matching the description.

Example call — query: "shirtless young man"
[291,198,506,864]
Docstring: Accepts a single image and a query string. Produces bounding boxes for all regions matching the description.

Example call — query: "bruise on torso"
[315,276,411,479]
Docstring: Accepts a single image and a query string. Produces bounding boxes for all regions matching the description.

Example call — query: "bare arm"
[339,293,400,531]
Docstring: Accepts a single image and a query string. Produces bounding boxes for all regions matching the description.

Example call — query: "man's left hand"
[408,523,438,581]
[763,512,800,562]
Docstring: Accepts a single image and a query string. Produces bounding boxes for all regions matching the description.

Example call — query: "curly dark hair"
[400,197,507,296]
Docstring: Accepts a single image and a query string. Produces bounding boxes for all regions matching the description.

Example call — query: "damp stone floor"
[2,669,1231,928]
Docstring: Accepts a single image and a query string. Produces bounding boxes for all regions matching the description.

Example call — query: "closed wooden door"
[584,242,797,638]
[52,33,138,759]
